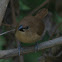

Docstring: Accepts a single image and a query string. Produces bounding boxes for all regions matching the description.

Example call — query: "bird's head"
[15,16,42,43]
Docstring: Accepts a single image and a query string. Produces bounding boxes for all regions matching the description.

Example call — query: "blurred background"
[0,0,62,62]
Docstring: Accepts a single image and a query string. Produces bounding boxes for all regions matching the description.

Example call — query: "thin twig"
[0,29,15,36]
[10,0,17,26]
[2,23,13,27]
[0,37,62,59]
[57,51,62,57]
[29,0,49,15]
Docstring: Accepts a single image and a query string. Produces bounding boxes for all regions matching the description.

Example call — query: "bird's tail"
[35,8,48,20]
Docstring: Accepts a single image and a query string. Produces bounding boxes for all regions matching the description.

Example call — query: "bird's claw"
[18,44,23,56]
[35,42,38,52]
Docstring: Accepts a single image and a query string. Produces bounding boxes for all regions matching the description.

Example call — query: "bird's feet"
[35,42,39,52]
[17,42,23,56]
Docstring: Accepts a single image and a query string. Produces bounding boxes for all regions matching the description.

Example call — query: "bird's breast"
[15,30,40,43]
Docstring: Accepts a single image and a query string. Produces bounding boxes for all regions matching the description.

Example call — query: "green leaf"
[19,0,31,10]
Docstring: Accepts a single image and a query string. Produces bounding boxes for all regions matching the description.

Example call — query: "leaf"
[19,0,31,10]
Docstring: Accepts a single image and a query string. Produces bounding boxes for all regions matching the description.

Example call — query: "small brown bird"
[15,8,48,43]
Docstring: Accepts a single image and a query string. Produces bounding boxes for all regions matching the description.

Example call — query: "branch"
[10,0,17,26]
[0,37,62,59]
[0,0,9,26]
[29,0,49,15]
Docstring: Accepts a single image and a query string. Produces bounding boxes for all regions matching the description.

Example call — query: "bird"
[15,8,48,55]
[15,8,48,43]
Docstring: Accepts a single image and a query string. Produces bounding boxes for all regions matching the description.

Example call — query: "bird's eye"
[18,25,29,32]
[25,26,29,29]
